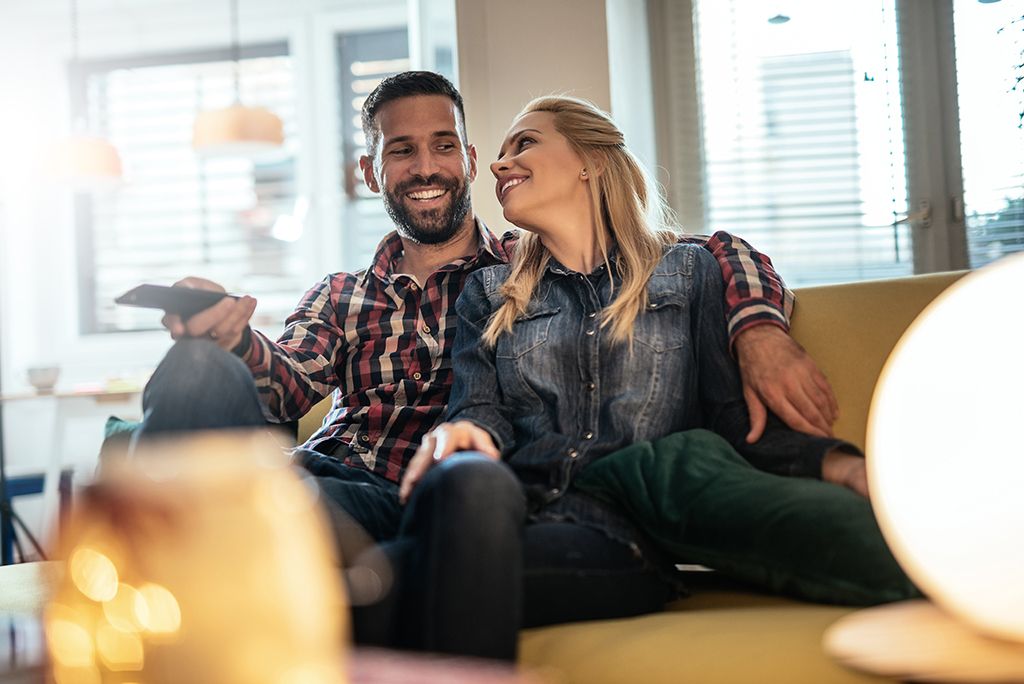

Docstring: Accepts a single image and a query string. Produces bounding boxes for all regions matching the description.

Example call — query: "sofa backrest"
[297,270,968,450]
[789,270,966,450]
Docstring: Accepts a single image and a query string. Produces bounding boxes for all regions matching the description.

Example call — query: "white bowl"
[27,366,60,392]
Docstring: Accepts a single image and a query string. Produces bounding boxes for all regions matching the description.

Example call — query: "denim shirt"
[448,243,850,513]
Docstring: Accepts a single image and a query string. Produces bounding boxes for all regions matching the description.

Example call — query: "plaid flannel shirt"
[241,220,794,483]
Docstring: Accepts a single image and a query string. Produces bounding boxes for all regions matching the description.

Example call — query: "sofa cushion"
[518,580,888,684]
[788,271,966,450]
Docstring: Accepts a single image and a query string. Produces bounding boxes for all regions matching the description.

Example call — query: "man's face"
[360,95,477,245]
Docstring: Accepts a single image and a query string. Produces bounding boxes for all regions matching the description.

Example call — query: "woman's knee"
[417,454,525,520]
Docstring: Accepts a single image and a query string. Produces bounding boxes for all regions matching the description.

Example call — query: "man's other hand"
[822,449,868,498]
[161,277,257,352]
[734,324,839,442]
[399,421,500,504]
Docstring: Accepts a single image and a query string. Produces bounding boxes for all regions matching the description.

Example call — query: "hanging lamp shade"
[51,0,124,190]
[192,104,284,157]
[46,134,124,190]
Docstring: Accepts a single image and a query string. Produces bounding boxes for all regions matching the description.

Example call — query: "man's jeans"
[135,339,676,660]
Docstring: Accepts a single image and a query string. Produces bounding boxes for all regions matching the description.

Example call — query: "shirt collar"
[365,219,515,284]
[543,245,618,277]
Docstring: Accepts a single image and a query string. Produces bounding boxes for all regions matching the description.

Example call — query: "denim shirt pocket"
[497,305,562,359]
[634,291,689,353]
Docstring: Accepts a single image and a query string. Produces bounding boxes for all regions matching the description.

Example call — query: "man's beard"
[382,173,472,245]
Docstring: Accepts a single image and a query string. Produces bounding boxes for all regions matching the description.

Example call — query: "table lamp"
[825,252,1024,681]
[44,430,348,684]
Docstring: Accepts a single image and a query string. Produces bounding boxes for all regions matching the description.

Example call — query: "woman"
[400,95,915,653]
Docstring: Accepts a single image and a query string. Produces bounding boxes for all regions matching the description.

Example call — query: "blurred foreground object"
[826,601,1024,682]
[825,252,1024,680]
[45,431,347,684]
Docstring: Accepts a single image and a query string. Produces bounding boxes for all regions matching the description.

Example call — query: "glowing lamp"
[46,431,348,684]
[826,252,1024,681]
[866,252,1024,641]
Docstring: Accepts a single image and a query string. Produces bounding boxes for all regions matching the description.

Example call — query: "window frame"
[69,41,291,335]
[649,0,982,280]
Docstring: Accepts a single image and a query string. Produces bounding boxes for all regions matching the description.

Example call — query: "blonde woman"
[401,96,916,653]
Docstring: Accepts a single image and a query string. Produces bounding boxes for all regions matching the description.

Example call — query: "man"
[145,71,840,659]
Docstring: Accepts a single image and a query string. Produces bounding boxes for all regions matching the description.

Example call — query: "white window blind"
[75,45,306,335]
[661,0,911,286]
[953,0,1024,267]
[334,28,410,271]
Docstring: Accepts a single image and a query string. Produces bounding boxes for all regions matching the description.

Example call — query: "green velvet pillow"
[574,429,919,606]
[99,415,142,460]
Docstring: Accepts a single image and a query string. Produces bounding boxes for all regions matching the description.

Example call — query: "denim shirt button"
[567,448,579,459]
[587,312,597,319]
[583,431,594,440]
[585,382,596,391]
[549,488,561,496]
[585,329,595,336]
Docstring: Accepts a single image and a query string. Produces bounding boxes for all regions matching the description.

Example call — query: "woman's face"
[490,111,589,233]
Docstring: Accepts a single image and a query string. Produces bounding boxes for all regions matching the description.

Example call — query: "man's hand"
[822,449,868,498]
[734,324,839,443]
[399,421,500,503]
[161,277,257,352]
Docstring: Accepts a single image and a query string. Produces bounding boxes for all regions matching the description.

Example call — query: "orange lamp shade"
[46,135,123,188]
[192,105,285,157]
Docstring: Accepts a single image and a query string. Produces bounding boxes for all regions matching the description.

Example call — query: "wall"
[454,0,613,231]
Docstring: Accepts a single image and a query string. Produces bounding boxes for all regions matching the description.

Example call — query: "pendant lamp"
[48,0,123,189]
[192,0,284,157]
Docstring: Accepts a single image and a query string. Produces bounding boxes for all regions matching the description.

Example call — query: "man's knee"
[150,339,253,399]
[162,338,245,376]
[138,338,264,436]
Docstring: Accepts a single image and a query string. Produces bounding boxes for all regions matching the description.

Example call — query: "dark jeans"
[136,339,676,660]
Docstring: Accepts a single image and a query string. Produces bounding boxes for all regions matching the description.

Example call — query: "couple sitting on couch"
[133,71,916,661]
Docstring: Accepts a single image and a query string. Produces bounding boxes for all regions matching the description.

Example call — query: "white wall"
[454,0,613,231]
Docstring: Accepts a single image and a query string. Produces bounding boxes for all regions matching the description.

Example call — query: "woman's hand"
[822,449,868,498]
[399,421,501,503]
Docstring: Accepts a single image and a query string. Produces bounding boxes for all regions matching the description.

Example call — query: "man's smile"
[405,187,450,206]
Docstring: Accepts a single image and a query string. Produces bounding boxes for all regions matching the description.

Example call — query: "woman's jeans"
[135,339,676,661]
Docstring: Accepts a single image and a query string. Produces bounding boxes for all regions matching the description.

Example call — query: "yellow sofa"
[295,270,966,684]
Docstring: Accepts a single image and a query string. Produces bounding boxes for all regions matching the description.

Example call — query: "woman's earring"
[580,168,588,179]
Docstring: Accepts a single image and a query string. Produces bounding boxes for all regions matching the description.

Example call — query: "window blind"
[76,45,305,335]
[659,0,912,286]
[334,28,410,271]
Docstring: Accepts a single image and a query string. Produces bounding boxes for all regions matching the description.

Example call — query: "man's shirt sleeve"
[680,231,795,345]
[239,275,346,422]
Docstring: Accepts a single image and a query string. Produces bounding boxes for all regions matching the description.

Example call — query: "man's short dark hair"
[361,71,467,159]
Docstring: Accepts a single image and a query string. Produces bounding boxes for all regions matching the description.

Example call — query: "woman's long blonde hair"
[482,95,678,348]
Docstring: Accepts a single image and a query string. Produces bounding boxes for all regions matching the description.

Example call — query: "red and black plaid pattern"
[243,222,793,483]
